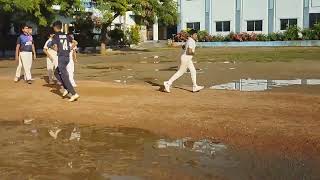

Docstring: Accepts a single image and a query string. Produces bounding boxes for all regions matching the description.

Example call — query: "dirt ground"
[0,47,320,159]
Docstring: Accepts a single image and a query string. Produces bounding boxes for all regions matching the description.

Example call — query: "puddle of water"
[157,138,226,157]
[211,78,320,92]
[0,120,318,179]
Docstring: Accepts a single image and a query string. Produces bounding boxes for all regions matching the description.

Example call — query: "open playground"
[0,46,319,179]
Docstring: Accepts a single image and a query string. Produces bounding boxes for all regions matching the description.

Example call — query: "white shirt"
[43,38,57,56]
[43,38,52,50]
[69,45,77,61]
[183,37,196,55]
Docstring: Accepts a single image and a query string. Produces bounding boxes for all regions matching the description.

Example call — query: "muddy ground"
[0,47,319,160]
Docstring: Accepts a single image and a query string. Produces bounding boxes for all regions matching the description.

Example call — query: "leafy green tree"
[0,0,82,26]
[0,0,177,53]
[92,0,178,54]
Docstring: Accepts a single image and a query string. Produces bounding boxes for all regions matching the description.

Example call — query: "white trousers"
[47,53,58,82]
[67,59,76,87]
[15,52,32,80]
[168,54,197,86]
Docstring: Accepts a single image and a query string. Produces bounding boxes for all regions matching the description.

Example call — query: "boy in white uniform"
[67,40,78,87]
[43,31,58,84]
[164,30,204,93]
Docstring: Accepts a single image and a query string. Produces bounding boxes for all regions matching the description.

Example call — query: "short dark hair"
[189,29,197,36]
[68,26,74,33]
[53,21,63,30]
[48,28,55,36]
[21,23,28,30]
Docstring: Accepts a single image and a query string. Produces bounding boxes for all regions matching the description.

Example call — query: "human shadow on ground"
[158,66,178,72]
[144,81,193,93]
[174,87,193,93]
[158,66,202,72]
[43,84,63,97]
[145,81,164,92]
[42,76,65,98]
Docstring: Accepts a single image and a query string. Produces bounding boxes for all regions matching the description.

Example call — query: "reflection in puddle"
[0,121,318,179]
[157,138,227,157]
[69,127,81,141]
[211,79,320,92]
[48,127,61,139]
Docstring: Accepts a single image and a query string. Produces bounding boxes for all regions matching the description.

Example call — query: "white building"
[178,0,320,35]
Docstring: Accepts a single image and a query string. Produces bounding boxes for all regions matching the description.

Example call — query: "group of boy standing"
[14,21,80,102]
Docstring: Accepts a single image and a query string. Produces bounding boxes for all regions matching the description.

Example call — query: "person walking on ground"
[52,21,80,102]
[43,30,58,85]
[14,24,36,84]
[164,29,204,93]
[67,40,78,87]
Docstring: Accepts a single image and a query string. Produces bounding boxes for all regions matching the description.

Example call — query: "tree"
[0,0,178,53]
[0,0,83,53]
[92,0,178,54]
[0,0,82,26]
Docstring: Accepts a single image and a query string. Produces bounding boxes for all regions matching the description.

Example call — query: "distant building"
[177,0,320,35]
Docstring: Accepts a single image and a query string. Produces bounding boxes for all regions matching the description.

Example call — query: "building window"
[247,20,263,31]
[216,21,230,32]
[280,19,298,30]
[310,13,320,28]
[186,22,200,31]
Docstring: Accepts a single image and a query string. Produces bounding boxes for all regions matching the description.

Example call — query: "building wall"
[241,0,269,34]
[309,0,320,13]
[211,0,236,35]
[179,0,320,35]
[312,0,320,6]
[274,0,304,32]
[180,0,206,31]
[112,11,136,29]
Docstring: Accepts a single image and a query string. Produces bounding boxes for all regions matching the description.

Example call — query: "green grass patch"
[193,47,320,62]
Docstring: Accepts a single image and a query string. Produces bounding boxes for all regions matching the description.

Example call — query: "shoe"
[27,80,32,84]
[14,77,19,83]
[62,90,69,97]
[69,94,80,102]
[193,85,204,93]
[164,81,171,93]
